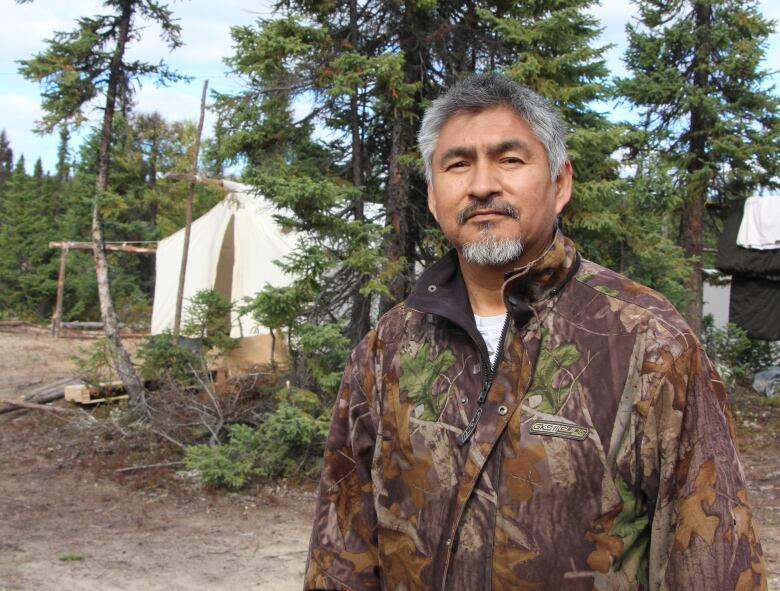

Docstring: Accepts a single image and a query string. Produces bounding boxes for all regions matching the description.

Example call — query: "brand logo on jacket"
[529,420,589,441]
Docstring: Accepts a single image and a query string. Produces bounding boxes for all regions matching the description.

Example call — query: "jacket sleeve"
[303,331,381,591]
[640,341,767,590]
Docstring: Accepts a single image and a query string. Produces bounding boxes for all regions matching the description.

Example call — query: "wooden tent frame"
[48,240,156,337]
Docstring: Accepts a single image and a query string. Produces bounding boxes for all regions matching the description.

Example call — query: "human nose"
[467,160,500,200]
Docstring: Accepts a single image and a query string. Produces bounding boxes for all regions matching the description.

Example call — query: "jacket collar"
[406,231,580,335]
[501,230,580,328]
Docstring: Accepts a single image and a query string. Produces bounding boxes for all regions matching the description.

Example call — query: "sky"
[1,0,778,173]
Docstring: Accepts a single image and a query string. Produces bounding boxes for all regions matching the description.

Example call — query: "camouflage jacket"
[304,232,766,590]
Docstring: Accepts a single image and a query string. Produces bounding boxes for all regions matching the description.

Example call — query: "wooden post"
[52,242,70,337]
[173,79,209,338]
[48,241,156,337]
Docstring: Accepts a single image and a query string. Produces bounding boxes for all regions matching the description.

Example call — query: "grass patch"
[59,553,85,562]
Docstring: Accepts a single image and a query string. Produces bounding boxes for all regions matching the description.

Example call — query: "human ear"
[554,161,573,215]
[427,183,439,222]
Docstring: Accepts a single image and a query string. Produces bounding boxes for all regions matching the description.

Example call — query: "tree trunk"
[93,0,147,417]
[382,120,412,312]
[380,7,427,313]
[174,79,209,338]
[682,0,713,336]
[345,1,371,344]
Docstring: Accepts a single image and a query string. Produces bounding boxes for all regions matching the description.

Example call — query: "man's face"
[427,106,572,267]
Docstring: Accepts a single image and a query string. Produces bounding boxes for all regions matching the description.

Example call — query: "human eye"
[445,160,468,171]
[501,155,525,165]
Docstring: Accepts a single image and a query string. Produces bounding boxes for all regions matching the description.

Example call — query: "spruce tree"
[56,125,71,184]
[18,0,188,414]
[0,130,12,188]
[215,0,684,396]
[0,156,58,318]
[618,0,780,333]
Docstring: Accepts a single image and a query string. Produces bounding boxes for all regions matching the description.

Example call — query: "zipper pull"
[456,406,482,446]
[476,381,490,405]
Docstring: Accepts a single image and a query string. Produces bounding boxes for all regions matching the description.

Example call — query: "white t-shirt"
[474,313,507,367]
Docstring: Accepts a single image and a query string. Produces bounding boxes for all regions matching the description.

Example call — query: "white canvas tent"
[151,180,297,338]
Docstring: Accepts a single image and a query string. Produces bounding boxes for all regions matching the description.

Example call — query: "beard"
[457,198,524,266]
[461,236,525,266]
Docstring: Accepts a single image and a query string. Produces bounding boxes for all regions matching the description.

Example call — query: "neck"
[458,230,557,316]
[458,257,512,316]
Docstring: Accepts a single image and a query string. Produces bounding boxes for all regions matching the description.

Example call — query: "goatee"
[461,237,524,266]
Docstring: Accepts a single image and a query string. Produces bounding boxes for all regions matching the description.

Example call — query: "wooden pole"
[52,242,69,337]
[173,79,209,338]
[48,241,155,254]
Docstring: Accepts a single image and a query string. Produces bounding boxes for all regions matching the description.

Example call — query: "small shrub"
[182,289,238,354]
[275,386,323,416]
[257,404,329,478]
[185,424,262,489]
[702,317,780,386]
[184,405,331,489]
[296,323,350,400]
[72,338,117,386]
[137,332,199,387]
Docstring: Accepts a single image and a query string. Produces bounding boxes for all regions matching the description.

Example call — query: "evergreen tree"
[0,130,12,188]
[18,0,189,413]
[618,0,780,333]
[56,125,71,184]
[0,156,58,318]
[217,0,649,397]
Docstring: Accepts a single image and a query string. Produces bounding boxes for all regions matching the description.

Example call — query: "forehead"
[434,106,543,157]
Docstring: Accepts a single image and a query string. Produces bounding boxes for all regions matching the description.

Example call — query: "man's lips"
[466,210,508,219]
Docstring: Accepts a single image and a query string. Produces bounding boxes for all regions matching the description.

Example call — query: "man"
[304,74,766,590]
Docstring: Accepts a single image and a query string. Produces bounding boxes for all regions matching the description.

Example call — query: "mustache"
[457,199,521,225]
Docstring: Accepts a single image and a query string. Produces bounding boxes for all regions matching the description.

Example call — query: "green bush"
[72,338,117,386]
[137,332,200,386]
[257,404,330,478]
[185,424,262,489]
[274,386,323,416]
[181,289,238,354]
[184,404,331,489]
[702,317,780,386]
[296,323,350,400]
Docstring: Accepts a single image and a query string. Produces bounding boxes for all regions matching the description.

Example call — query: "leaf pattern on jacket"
[399,342,455,421]
[524,328,581,415]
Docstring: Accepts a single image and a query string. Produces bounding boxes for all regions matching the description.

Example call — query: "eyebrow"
[488,139,532,158]
[438,138,532,166]
[439,145,476,164]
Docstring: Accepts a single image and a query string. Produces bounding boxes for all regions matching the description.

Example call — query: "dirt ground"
[0,329,778,590]
[0,330,315,590]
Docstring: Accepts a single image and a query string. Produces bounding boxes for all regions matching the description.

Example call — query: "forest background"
[1,0,779,482]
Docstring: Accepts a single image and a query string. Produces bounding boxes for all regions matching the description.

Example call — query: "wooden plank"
[64,381,124,404]
[64,384,90,404]
[81,394,129,405]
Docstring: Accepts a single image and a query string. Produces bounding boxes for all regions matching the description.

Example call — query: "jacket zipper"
[456,312,511,446]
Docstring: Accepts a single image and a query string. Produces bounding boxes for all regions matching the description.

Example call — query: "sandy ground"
[0,329,778,589]
[0,327,90,401]
[0,330,315,591]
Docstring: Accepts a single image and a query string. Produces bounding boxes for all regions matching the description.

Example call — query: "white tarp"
[737,195,780,250]
[151,180,297,337]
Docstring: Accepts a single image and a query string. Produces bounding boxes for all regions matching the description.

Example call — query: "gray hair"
[418,74,568,183]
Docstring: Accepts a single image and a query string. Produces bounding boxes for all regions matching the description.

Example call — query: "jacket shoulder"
[571,258,697,350]
[373,301,426,344]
